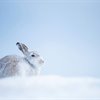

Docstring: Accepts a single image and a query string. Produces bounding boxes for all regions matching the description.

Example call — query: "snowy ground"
[0,75,100,100]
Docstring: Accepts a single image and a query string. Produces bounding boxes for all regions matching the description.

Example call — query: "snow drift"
[0,75,100,100]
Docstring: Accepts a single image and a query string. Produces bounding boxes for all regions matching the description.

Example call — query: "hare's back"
[0,55,20,78]
[0,55,19,63]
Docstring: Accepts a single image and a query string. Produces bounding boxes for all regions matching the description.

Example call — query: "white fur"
[0,42,44,78]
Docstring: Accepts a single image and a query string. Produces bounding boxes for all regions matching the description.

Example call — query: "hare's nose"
[39,59,44,64]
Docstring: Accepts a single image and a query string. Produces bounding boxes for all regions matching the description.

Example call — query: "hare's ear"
[16,42,29,55]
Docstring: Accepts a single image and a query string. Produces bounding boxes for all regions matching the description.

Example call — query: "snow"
[0,75,100,100]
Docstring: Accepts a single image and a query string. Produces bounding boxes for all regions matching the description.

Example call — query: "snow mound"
[0,75,100,100]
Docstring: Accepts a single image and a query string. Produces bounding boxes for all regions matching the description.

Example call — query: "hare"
[0,42,44,78]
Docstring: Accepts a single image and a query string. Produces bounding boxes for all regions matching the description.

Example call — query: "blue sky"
[0,0,100,77]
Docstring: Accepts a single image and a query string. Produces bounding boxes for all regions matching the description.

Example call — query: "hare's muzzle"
[39,58,44,65]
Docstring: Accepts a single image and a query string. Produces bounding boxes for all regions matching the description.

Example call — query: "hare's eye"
[31,54,35,57]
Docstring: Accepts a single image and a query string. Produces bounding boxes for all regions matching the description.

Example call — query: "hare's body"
[0,55,19,77]
[0,42,44,78]
[0,55,35,78]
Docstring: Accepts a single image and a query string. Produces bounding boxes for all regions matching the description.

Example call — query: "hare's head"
[16,42,44,67]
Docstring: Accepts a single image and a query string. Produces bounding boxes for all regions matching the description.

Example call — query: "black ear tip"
[16,42,20,45]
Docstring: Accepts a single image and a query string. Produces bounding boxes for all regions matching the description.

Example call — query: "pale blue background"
[0,0,100,77]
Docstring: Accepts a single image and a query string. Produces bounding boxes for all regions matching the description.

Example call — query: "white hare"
[0,42,44,78]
